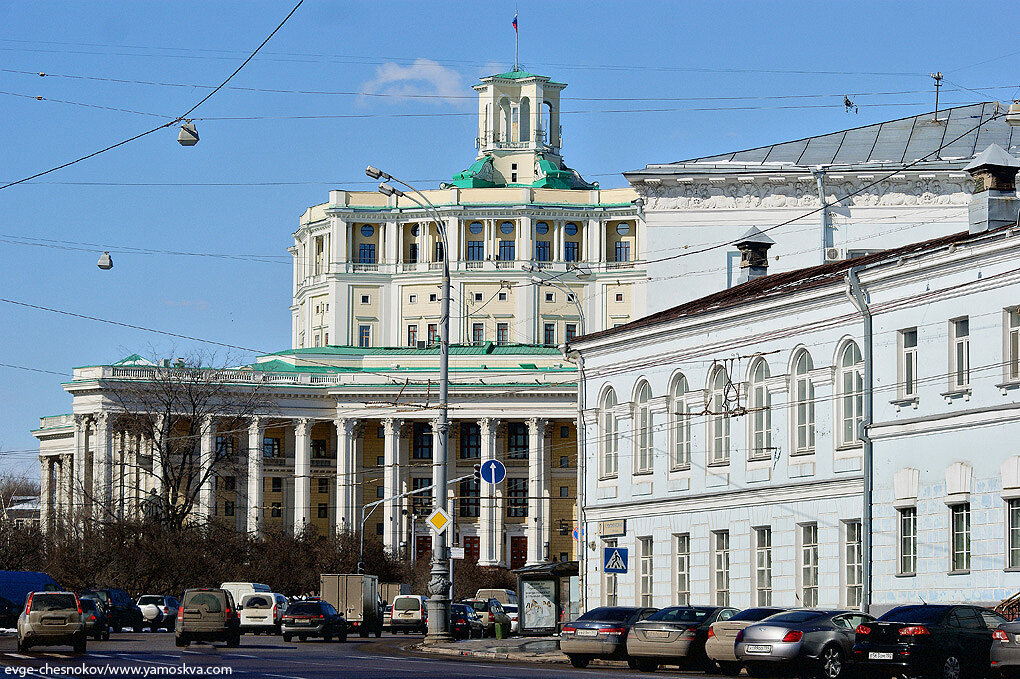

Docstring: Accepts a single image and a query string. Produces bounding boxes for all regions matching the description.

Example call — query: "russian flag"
[512,13,518,33]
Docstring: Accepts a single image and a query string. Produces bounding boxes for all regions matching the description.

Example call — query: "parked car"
[992,616,1020,677]
[450,603,485,640]
[137,595,179,632]
[854,604,1004,679]
[504,603,519,633]
[175,588,240,648]
[16,591,87,653]
[80,598,110,641]
[461,598,510,637]
[705,607,786,674]
[626,605,738,672]
[280,599,346,642]
[80,588,143,633]
[382,604,392,632]
[737,609,873,679]
[390,595,428,634]
[476,588,518,607]
[239,593,287,634]
[560,606,659,669]
[0,595,19,629]
[220,582,271,610]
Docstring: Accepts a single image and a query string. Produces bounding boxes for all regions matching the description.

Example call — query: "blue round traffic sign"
[479,459,507,484]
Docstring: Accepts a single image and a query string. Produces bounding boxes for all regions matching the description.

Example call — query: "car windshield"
[288,603,321,616]
[81,590,108,603]
[645,607,710,623]
[32,593,77,611]
[578,607,640,622]
[137,596,162,605]
[878,606,950,624]
[465,600,489,612]
[243,595,271,608]
[729,608,786,622]
[761,611,827,625]
[394,598,421,611]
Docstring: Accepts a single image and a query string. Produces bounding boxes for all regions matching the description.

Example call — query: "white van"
[475,589,518,606]
[389,595,427,634]
[220,582,271,611]
[239,593,288,634]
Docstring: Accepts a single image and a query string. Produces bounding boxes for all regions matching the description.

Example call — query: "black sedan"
[281,600,347,642]
[450,603,485,640]
[737,609,873,679]
[854,604,1006,679]
[625,605,738,672]
[560,606,658,669]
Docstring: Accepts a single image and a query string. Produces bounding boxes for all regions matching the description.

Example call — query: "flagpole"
[514,11,519,70]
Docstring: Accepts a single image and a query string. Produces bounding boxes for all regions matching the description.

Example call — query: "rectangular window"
[471,323,484,345]
[614,241,630,263]
[498,292,507,301]
[434,241,444,262]
[755,527,772,606]
[604,539,618,606]
[1009,500,1020,569]
[409,294,417,303]
[900,328,918,398]
[507,422,529,459]
[535,241,551,262]
[376,485,384,499]
[215,435,235,459]
[271,477,282,493]
[845,520,863,609]
[407,243,418,263]
[466,241,484,261]
[358,325,371,348]
[224,500,235,517]
[358,243,376,264]
[674,534,690,606]
[543,323,556,346]
[498,240,515,261]
[565,323,577,342]
[564,241,579,262]
[801,523,819,607]
[899,507,917,575]
[317,503,328,519]
[360,294,370,304]
[431,293,438,302]
[412,422,433,460]
[950,317,970,389]
[427,323,438,345]
[271,502,282,518]
[459,479,480,518]
[496,322,509,345]
[1009,309,1020,381]
[311,439,328,459]
[507,478,528,517]
[560,455,570,468]
[713,531,730,606]
[545,292,555,303]
[951,503,971,572]
[639,537,653,607]
[317,478,328,494]
[262,437,281,458]
[559,486,569,498]
[407,325,418,347]
[411,477,432,514]
[459,422,481,459]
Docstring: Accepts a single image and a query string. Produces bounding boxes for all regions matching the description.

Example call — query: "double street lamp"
[366,165,452,644]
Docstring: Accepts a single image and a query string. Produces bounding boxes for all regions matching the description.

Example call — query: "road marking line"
[228,654,259,658]
[7,653,32,659]
[264,674,307,679]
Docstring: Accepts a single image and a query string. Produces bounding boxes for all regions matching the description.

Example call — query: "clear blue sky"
[1,0,1017,477]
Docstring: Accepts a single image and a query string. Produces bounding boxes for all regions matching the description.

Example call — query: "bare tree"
[0,471,39,514]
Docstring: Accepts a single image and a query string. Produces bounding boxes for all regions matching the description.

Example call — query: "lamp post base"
[423,567,452,645]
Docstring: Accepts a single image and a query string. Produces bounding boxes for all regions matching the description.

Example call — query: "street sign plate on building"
[598,519,626,537]
[427,507,451,534]
[479,459,507,484]
[450,546,465,559]
[603,547,628,574]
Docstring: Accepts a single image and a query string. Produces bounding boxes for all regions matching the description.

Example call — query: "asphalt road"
[0,631,714,679]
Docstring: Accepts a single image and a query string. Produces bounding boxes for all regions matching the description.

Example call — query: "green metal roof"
[491,69,543,80]
[267,343,563,358]
[448,155,498,189]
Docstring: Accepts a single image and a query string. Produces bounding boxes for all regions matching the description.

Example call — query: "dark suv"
[281,600,346,643]
[853,604,1006,679]
[175,588,240,648]
[80,588,144,633]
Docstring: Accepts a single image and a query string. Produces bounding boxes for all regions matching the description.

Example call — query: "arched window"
[749,359,772,460]
[838,342,864,447]
[635,382,653,473]
[709,367,730,464]
[519,97,531,142]
[670,375,690,469]
[793,350,816,453]
[601,388,619,477]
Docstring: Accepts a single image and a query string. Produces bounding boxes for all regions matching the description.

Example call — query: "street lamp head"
[1007,101,1020,128]
[97,251,113,270]
[365,165,391,181]
[378,182,404,197]
[530,276,544,285]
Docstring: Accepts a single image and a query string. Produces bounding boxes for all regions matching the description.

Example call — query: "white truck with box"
[319,574,382,638]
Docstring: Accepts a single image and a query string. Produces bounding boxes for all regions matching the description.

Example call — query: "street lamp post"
[367,165,453,644]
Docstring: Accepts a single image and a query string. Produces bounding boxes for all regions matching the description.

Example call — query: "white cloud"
[359,59,467,106]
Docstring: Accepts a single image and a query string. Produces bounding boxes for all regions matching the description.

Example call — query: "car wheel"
[338,631,347,643]
[716,662,743,676]
[628,659,640,670]
[324,633,332,642]
[175,636,189,648]
[282,634,292,642]
[819,645,844,679]
[226,634,240,648]
[568,655,591,669]
[941,655,963,679]
[103,628,110,641]
[73,636,87,654]
[635,659,659,673]
[133,625,143,633]
[16,636,27,653]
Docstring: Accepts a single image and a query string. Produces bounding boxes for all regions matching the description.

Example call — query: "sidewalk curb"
[413,643,569,664]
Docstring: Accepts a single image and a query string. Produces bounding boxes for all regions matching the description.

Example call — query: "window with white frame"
[1008,309,1020,381]
[639,537,653,606]
[670,375,691,469]
[793,350,816,453]
[1009,499,1020,569]
[838,342,864,447]
[635,382,654,473]
[713,530,730,606]
[709,367,731,464]
[845,520,863,609]
[603,539,618,606]
[950,317,970,390]
[951,502,971,572]
[675,534,690,605]
[601,389,619,478]
[755,527,772,606]
[749,359,772,460]
[800,523,818,607]
[899,507,917,575]
[899,328,918,398]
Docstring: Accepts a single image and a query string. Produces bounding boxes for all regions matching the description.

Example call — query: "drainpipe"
[814,167,829,263]
[845,267,873,613]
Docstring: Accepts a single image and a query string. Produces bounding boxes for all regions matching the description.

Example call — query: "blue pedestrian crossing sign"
[603,547,628,573]
[479,459,507,484]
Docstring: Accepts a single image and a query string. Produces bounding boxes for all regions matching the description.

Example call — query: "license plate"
[646,630,670,639]
[869,652,894,660]
[1015,634,1020,644]
[577,629,598,637]
[745,644,772,653]
[295,620,311,625]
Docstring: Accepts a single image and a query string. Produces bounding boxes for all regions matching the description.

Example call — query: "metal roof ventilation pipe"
[964,144,1019,234]
[734,226,775,284]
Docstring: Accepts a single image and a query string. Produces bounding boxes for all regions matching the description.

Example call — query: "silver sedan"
[992,620,1020,676]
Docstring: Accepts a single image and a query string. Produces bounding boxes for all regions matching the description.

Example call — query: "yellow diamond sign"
[427,507,451,534]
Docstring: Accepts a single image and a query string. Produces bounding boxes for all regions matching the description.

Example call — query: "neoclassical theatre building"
[33,68,646,569]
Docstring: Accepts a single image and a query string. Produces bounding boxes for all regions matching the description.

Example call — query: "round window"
[535,221,549,235]
[360,224,374,237]
[499,221,514,235]
[469,221,483,235]
[616,222,631,236]
[564,222,578,236]
[411,225,419,237]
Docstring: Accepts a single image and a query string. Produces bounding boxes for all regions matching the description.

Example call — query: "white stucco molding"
[892,467,920,509]
[1001,456,1020,499]
[945,461,973,505]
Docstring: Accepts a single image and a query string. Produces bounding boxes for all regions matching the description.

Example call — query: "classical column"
[334,418,358,533]
[72,414,90,517]
[527,418,549,565]
[39,457,52,534]
[54,456,65,523]
[198,416,215,520]
[382,418,402,553]
[93,412,112,518]
[478,418,502,566]
[293,418,311,533]
[247,417,265,536]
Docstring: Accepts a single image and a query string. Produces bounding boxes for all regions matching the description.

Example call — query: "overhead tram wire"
[0,0,304,192]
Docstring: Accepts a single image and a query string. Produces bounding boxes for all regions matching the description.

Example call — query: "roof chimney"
[735,227,775,283]
[965,144,1019,234]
